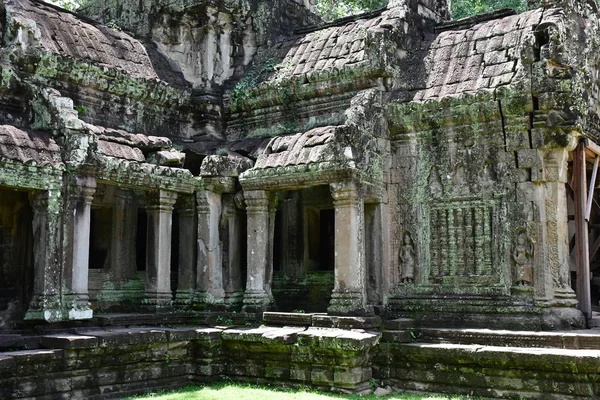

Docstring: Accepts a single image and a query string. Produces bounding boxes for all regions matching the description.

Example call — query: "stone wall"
[3,324,600,399]
[0,326,380,399]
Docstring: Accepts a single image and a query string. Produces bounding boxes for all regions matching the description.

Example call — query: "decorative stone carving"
[513,227,534,287]
[398,231,415,284]
[429,201,494,280]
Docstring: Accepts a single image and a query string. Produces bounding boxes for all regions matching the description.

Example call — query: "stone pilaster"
[222,195,244,308]
[175,195,196,306]
[65,176,96,320]
[143,190,177,310]
[243,190,274,311]
[533,149,576,304]
[328,182,372,316]
[196,190,225,307]
[25,190,63,322]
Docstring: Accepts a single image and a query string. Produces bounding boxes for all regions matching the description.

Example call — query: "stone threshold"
[263,312,383,329]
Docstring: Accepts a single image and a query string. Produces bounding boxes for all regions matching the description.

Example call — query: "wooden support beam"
[590,235,600,261]
[586,139,600,158]
[574,141,592,322]
[566,183,575,200]
[586,156,599,221]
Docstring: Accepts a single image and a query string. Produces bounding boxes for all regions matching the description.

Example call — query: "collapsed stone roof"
[412,9,547,101]
[0,125,63,167]
[266,9,392,81]
[9,0,163,81]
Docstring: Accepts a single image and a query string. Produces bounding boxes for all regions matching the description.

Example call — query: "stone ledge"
[312,315,382,329]
[40,334,98,349]
[263,312,316,326]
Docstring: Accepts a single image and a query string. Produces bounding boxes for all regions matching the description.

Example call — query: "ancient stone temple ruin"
[3,0,600,398]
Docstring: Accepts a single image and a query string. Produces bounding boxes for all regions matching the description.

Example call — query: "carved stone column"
[222,194,244,308]
[65,176,96,320]
[111,189,137,286]
[25,190,63,322]
[243,190,274,311]
[196,190,225,307]
[175,195,196,306]
[328,181,372,316]
[144,190,177,310]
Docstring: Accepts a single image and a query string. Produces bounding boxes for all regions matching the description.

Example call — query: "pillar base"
[328,290,373,316]
[174,289,195,307]
[224,291,244,310]
[193,291,227,311]
[24,295,63,322]
[242,290,274,313]
[65,293,93,320]
[541,307,586,330]
[143,292,173,312]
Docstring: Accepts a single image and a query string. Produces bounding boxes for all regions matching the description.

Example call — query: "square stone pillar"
[25,190,63,322]
[175,195,197,307]
[196,190,225,307]
[243,190,274,311]
[328,182,372,316]
[111,189,138,286]
[222,194,244,308]
[266,194,278,298]
[143,190,178,310]
[65,176,96,320]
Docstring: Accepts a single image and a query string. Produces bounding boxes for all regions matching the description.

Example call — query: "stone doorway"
[271,187,335,312]
[0,188,34,327]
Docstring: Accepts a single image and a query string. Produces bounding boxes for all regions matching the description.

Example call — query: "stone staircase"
[375,320,600,399]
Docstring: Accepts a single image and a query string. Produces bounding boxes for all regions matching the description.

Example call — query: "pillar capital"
[244,190,270,214]
[146,190,178,211]
[69,176,96,205]
[330,181,360,205]
[177,194,196,217]
[29,190,60,213]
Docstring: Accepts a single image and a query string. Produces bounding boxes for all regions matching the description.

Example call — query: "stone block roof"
[0,125,63,166]
[264,9,395,83]
[11,0,159,80]
[97,140,145,162]
[254,126,337,169]
[412,8,546,101]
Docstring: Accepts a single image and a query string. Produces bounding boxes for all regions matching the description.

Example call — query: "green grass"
[124,383,477,400]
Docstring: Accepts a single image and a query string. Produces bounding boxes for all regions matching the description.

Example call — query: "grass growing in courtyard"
[125,382,478,400]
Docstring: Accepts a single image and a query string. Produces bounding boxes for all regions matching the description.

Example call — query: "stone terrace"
[2,315,600,398]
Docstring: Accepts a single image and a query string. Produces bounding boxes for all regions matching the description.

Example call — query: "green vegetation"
[45,0,529,20]
[315,0,388,21]
[450,0,527,19]
[124,383,479,400]
[313,0,527,20]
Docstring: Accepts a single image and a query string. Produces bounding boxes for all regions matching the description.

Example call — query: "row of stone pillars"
[242,181,377,316]
[25,176,378,320]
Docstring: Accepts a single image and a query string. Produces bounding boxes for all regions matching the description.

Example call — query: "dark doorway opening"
[89,208,112,270]
[171,211,180,293]
[0,189,34,324]
[136,210,148,272]
[319,209,335,271]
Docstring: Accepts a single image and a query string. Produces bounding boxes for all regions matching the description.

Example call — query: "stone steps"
[416,327,600,350]
[374,342,600,399]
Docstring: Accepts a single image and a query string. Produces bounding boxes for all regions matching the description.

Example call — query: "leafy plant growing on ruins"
[313,0,528,20]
